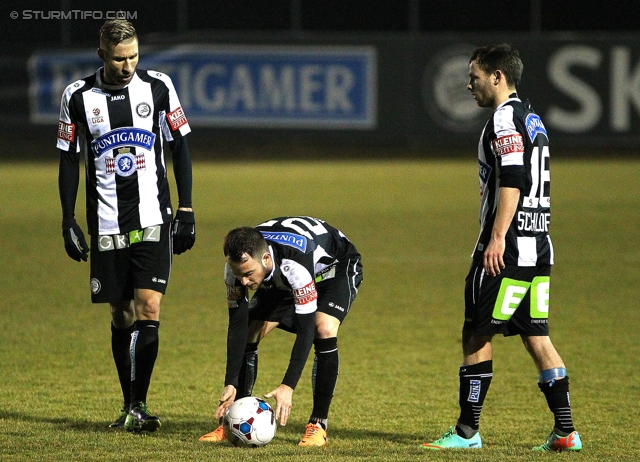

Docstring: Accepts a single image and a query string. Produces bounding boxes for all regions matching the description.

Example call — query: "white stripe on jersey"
[131,80,163,228]
[493,104,525,167]
[281,258,317,315]
[517,236,537,266]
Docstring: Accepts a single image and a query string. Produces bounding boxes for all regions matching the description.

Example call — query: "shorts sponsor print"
[89,223,171,303]
[465,262,551,336]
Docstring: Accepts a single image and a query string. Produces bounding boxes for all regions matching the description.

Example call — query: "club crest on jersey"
[91,127,155,157]
[136,102,151,118]
[261,232,307,252]
[525,113,548,142]
[105,148,146,176]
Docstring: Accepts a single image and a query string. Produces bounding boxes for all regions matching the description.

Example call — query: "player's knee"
[136,296,161,320]
[315,323,338,339]
[315,313,340,339]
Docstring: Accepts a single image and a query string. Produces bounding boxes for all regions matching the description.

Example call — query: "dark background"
[3,0,640,49]
[2,1,640,158]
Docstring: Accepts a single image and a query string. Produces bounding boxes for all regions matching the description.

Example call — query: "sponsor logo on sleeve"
[293,282,318,305]
[492,133,524,157]
[261,232,307,252]
[227,284,243,301]
[58,120,75,142]
[166,106,188,131]
[525,113,548,142]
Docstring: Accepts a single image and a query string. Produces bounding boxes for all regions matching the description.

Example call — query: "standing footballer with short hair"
[421,44,582,452]
[57,19,195,432]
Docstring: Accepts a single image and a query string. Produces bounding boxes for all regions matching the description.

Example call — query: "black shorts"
[464,261,551,337]
[248,256,363,333]
[89,223,172,303]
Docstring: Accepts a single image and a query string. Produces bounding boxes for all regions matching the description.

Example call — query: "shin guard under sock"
[310,337,339,429]
[456,360,493,437]
[111,323,135,408]
[129,320,159,405]
[539,376,575,434]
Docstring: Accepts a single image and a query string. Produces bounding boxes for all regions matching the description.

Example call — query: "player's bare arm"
[484,186,520,276]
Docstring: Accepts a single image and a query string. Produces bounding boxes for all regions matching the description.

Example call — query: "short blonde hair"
[99,19,137,49]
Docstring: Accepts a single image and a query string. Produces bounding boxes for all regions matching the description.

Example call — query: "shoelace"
[303,424,321,438]
[433,427,456,444]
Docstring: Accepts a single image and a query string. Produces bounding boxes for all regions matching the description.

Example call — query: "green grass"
[0,158,638,461]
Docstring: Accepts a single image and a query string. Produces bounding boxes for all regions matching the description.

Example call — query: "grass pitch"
[0,157,638,461]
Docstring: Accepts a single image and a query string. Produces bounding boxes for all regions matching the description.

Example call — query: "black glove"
[62,218,89,262]
[172,209,195,255]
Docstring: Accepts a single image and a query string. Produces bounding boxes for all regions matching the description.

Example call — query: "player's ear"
[262,251,271,267]
[97,48,105,61]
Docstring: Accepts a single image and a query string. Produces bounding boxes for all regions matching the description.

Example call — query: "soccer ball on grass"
[223,397,277,447]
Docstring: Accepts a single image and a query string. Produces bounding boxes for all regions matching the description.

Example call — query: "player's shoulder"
[137,68,176,87]
[63,72,96,97]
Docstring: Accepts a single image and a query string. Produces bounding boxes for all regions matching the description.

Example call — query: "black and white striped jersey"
[225,216,360,315]
[56,68,191,235]
[473,96,554,267]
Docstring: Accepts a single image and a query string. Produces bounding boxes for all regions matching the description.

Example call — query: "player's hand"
[215,385,237,420]
[483,237,505,276]
[62,218,89,262]
[264,384,293,426]
[172,209,195,254]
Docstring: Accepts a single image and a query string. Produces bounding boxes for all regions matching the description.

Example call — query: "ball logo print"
[222,397,277,447]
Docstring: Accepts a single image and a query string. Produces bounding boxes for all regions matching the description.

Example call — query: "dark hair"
[99,19,137,48]
[223,227,269,263]
[470,43,523,88]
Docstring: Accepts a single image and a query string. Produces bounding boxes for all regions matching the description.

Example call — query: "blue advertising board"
[29,44,377,129]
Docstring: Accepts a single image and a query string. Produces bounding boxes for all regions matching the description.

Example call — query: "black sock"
[309,337,339,430]
[539,376,575,434]
[238,342,259,399]
[111,323,135,409]
[456,360,493,438]
[129,320,159,406]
